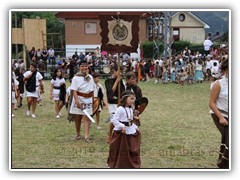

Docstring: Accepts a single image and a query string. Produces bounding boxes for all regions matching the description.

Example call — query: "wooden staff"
[117,51,121,106]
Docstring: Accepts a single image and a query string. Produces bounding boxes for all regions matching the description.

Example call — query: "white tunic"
[93,83,104,97]
[70,75,94,115]
[23,71,43,98]
[51,77,65,100]
[111,106,139,135]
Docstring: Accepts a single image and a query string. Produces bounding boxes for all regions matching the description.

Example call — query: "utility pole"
[15,12,18,62]
[164,12,168,58]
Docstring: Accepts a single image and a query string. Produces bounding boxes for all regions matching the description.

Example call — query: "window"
[178,13,186,22]
[85,22,97,34]
[173,28,180,41]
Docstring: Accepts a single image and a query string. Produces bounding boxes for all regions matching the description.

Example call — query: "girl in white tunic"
[50,68,66,118]
[107,90,141,168]
[70,60,95,142]
[23,62,44,118]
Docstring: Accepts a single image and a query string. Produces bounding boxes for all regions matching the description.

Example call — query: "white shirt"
[211,66,220,78]
[210,76,228,118]
[206,61,211,69]
[51,77,66,98]
[203,39,213,51]
[48,49,55,56]
[131,60,137,72]
[195,64,202,71]
[23,71,43,86]
[66,86,71,96]
[93,83,104,97]
[111,106,139,135]
[51,77,65,88]
[159,59,163,67]
[210,60,220,69]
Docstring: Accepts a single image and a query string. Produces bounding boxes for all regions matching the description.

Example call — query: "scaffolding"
[146,12,172,59]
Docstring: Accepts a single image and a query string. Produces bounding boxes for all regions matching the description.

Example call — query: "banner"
[99,15,140,53]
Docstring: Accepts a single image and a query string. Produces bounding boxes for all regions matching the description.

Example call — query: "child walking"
[107,90,141,168]
[92,72,106,129]
[50,68,66,118]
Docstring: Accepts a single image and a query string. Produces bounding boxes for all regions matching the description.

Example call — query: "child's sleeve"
[111,107,125,129]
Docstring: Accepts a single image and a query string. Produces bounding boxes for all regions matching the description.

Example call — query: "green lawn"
[11,78,220,169]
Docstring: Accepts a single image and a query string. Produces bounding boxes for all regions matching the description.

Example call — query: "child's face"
[126,95,135,107]
[94,77,100,83]
[113,70,122,78]
[126,76,136,85]
[79,64,88,74]
[57,70,62,77]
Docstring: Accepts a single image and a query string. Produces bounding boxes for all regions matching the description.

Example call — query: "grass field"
[11,78,220,169]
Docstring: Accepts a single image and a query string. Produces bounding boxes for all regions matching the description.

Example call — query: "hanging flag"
[99,15,140,53]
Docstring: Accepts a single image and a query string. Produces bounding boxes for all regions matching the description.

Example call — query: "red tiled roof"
[56,11,148,19]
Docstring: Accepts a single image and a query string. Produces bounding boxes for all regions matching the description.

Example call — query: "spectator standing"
[203,37,213,56]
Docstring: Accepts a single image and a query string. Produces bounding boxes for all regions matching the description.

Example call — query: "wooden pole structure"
[51,34,54,49]
[60,30,63,50]
[117,51,121,106]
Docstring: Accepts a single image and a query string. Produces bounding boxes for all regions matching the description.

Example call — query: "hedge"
[141,40,219,59]
[141,41,164,59]
[173,41,191,54]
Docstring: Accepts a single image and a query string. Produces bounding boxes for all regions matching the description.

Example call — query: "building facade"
[56,11,210,58]
[171,12,210,44]
[56,12,147,58]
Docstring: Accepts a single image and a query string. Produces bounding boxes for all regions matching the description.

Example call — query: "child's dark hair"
[126,71,136,80]
[120,90,135,107]
[53,68,62,80]
[30,62,37,68]
[113,63,123,72]
[220,59,228,72]
[92,71,100,78]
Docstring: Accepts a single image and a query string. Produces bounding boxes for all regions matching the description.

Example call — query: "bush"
[189,43,219,55]
[141,41,164,59]
[173,41,190,54]
[173,41,219,55]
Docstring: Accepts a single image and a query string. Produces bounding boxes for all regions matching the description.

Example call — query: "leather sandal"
[85,138,90,143]
[75,135,81,140]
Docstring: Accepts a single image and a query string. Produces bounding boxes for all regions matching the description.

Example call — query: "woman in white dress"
[50,68,66,118]
[23,62,44,118]
[69,60,95,142]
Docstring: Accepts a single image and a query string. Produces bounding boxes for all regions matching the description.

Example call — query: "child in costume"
[107,90,141,168]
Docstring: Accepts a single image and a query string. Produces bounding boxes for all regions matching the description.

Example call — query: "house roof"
[56,12,148,19]
[172,12,210,28]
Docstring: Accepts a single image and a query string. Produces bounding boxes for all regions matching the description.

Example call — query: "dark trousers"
[211,114,229,169]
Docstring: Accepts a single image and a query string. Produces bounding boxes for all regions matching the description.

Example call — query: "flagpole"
[117,51,121,106]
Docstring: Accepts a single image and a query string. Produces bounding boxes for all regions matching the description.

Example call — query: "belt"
[53,86,60,89]
[120,121,133,127]
[77,91,93,98]
[218,109,228,116]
